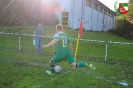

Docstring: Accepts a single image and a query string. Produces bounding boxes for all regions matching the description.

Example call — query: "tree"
[0,0,60,26]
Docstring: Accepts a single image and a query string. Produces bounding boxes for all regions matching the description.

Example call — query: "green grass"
[0,26,133,61]
[0,26,133,88]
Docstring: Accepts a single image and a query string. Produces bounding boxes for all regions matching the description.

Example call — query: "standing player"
[33,23,44,54]
[42,24,95,75]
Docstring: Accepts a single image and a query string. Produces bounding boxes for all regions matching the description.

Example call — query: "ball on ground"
[55,66,61,72]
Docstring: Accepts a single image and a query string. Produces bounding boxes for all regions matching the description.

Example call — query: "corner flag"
[78,21,83,37]
[74,21,83,62]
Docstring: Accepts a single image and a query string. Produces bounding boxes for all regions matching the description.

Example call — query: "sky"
[98,0,129,11]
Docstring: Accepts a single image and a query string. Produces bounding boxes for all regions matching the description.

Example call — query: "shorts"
[51,52,75,63]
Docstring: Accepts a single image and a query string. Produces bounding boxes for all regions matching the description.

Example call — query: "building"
[55,0,116,31]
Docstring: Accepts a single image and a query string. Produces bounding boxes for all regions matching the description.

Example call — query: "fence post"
[105,41,108,61]
[19,35,21,51]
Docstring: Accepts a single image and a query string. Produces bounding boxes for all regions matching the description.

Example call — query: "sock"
[76,62,86,67]
[50,65,55,74]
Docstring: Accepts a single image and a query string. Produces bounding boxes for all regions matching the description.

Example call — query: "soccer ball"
[55,66,61,72]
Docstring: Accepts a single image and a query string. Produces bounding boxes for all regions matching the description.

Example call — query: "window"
[93,4,98,11]
[110,14,113,18]
[99,7,103,13]
[86,0,91,7]
[104,11,106,15]
[107,12,109,16]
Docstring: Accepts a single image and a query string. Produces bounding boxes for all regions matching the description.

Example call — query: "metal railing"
[0,32,133,61]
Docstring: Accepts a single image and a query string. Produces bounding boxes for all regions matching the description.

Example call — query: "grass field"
[0,26,133,88]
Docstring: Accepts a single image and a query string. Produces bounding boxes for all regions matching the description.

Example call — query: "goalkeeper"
[42,24,95,75]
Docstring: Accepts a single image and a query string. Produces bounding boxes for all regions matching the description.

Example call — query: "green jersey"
[54,32,72,55]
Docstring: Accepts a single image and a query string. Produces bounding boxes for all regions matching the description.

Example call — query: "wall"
[56,0,116,31]
[55,0,71,23]
[84,6,92,30]
[69,0,83,29]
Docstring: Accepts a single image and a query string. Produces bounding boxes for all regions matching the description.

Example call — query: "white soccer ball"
[55,66,61,72]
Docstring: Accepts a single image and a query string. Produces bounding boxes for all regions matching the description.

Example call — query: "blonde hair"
[56,24,63,31]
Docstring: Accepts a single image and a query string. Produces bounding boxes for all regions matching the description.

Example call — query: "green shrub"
[109,17,133,39]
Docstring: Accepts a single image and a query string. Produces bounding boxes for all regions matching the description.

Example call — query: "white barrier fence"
[0,32,133,61]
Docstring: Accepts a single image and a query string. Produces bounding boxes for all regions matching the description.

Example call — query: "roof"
[87,0,116,15]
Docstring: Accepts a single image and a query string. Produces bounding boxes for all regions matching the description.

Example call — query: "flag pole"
[74,34,80,61]
[73,0,83,69]
[73,34,80,69]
